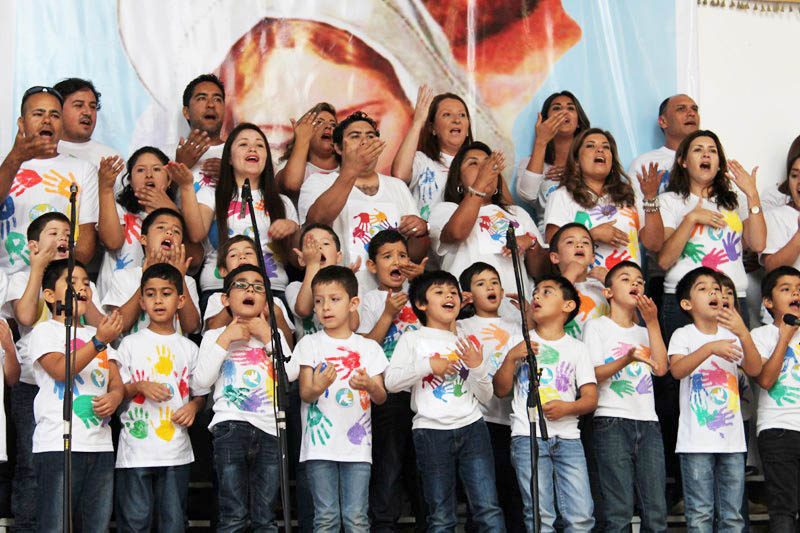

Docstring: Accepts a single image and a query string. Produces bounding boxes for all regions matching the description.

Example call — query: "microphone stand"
[506,227,547,533]
[241,178,292,533]
[57,182,79,532]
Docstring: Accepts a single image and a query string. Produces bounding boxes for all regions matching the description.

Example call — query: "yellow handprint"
[627,229,638,261]
[42,170,77,199]
[153,345,175,376]
[721,209,743,234]
[539,386,561,404]
[150,406,175,441]
[480,324,510,349]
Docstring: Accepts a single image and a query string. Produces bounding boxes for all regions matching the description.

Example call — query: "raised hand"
[175,130,210,168]
[165,161,195,189]
[290,111,321,144]
[473,152,506,196]
[534,111,570,146]
[29,241,57,272]
[294,232,323,268]
[398,215,428,238]
[221,317,251,345]
[96,311,123,344]
[313,362,337,390]
[705,340,743,363]
[726,160,759,200]
[429,354,459,377]
[455,337,482,369]
[398,257,428,280]
[637,162,665,200]
[98,156,125,192]
[412,85,434,125]
[590,221,629,248]
[165,244,192,277]
[247,314,272,344]
[635,295,659,325]
[348,368,373,392]
[544,165,565,182]
[135,186,178,212]
[200,158,222,182]
[268,219,299,240]
[341,137,385,177]
[10,128,57,162]
[349,256,362,273]
[717,307,748,338]
[383,289,409,318]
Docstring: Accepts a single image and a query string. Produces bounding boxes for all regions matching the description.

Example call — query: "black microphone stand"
[57,182,79,532]
[506,227,547,533]
[241,178,292,533]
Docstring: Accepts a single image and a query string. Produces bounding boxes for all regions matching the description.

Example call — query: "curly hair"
[667,129,737,211]
[559,128,634,210]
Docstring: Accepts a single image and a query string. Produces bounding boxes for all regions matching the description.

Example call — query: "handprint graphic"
[125,407,149,439]
[73,394,101,429]
[306,402,333,446]
[152,345,175,376]
[347,413,371,445]
[150,406,176,441]
[42,169,76,198]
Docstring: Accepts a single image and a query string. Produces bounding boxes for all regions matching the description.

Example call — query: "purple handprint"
[721,232,742,261]
[707,407,734,431]
[554,361,573,392]
[701,248,729,271]
[458,363,470,382]
[347,413,371,445]
[636,374,653,395]
[241,388,269,412]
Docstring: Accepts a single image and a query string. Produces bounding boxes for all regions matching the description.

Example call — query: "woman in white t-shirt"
[178,123,299,304]
[275,102,340,201]
[428,141,546,305]
[657,129,766,340]
[515,90,591,232]
[391,85,473,220]
[97,147,179,299]
[544,128,664,270]
[762,150,800,272]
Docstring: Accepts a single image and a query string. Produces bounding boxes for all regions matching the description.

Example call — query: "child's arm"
[83,292,104,328]
[349,368,387,406]
[640,295,668,377]
[757,322,798,389]
[291,237,323,318]
[123,377,172,402]
[0,320,20,386]
[363,291,406,345]
[109,291,143,334]
[171,395,206,427]
[384,333,453,393]
[493,339,530,398]
[543,383,598,421]
[92,360,125,418]
[166,163,214,243]
[192,319,251,389]
[97,156,126,251]
[718,307,763,377]
[299,363,337,403]
[670,340,742,380]
[457,337,493,404]
[14,246,54,326]
[170,247,201,334]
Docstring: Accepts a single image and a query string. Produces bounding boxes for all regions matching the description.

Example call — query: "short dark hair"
[182,74,225,108]
[762,266,800,313]
[53,78,101,110]
[658,96,671,118]
[604,260,643,289]
[116,146,175,214]
[311,265,358,299]
[141,208,186,238]
[43,259,87,312]
[368,229,407,261]
[300,223,341,252]
[675,266,719,312]
[537,274,581,325]
[141,263,184,295]
[223,264,264,294]
[217,235,258,270]
[27,212,70,241]
[333,111,379,147]
[410,270,460,326]
[549,222,594,254]
[459,261,500,292]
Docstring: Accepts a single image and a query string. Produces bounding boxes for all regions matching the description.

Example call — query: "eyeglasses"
[230,280,266,294]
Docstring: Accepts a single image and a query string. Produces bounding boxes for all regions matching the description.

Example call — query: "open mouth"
[320,132,332,140]
[442,302,456,310]
[245,154,260,163]
[574,249,586,258]
[144,180,156,188]
[319,252,327,264]
[39,128,53,137]
[242,296,255,306]
[161,239,173,250]
[56,244,68,254]
[389,268,403,281]
[153,306,166,314]
[75,293,88,302]
[684,120,697,126]
[532,301,542,310]
[79,116,92,127]
[629,288,640,296]
[449,127,462,136]
[203,113,217,121]
[593,156,606,164]
[700,162,712,170]
[709,298,720,309]
[487,293,498,302]
[722,300,731,309]
[790,299,800,312]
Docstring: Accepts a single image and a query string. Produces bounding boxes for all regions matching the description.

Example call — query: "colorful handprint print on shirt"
[421,349,468,402]
[604,342,653,398]
[351,208,395,253]
[689,361,740,437]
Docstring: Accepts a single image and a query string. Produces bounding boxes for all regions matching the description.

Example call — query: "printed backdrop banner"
[3,0,697,184]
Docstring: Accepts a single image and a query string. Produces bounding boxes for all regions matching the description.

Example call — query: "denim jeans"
[287,380,314,532]
[679,452,745,532]
[593,417,667,532]
[511,436,594,533]
[212,421,281,532]
[34,451,114,533]
[758,428,800,532]
[487,422,526,533]
[305,460,370,532]
[11,382,38,532]
[115,464,191,532]
[413,419,505,532]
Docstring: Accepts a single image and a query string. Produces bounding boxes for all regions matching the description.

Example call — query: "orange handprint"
[42,170,76,199]
[150,406,176,441]
[480,324,510,349]
[620,207,640,230]
[577,293,596,321]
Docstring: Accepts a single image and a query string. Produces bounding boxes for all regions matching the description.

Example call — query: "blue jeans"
[305,460,370,532]
[679,453,745,532]
[593,417,667,532]
[34,451,114,533]
[212,421,280,532]
[413,420,505,532]
[11,382,38,532]
[758,428,800,532]
[510,436,594,533]
[115,464,191,532]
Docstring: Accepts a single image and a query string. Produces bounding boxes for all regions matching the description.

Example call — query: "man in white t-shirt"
[0,86,99,275]
[53,78,120,170]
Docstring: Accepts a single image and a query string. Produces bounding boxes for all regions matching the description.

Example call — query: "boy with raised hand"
[494,274,598,533]
[457,261,525,531]
[193,265,298,530]
[668,266,762,531]
[29,259,124,532]
[751,266,800,531]
[385,271,505,532]
[548,222,609,339]
[102,207,201,336]
[296,265,388,531]
[114,263,209,532]
[583,261,668,531]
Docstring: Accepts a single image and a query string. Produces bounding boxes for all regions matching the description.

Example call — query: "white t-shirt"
[203,291,293,335]
[762,204,800,269]
[751,325,800,434]
[5,271,101,385]
[428,202,541,294]
[584,316,658,421]
[456,315,521,425]
[196,187,297,292]
[508,330,596,439]
[1,154,99,274]
[295,331,388,463]
[193,326,298,437]
[29,320,117,453]
[515,159,561,234]
[101,266,200,335]
[284,281,322,341]
[627,146,675,198]
[564,277,609,340]
[275,159,339,187]
[58,139,119,170]
[409,151,453,221]
[115,328,209,468]
[544,186,646,269]
[659,192,749,297]
[761,187,789,210]
[0,334,8,461]
[384,327,492,431]
[357,288,421,361]
[97,205,145,299]
[668,324,746,453]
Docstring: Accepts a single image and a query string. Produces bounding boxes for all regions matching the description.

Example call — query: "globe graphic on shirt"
[626,362,643,378]
[242,369,262,388]
[709,386,728,406]
[29,203,57,222]
[791,364,800,383]
[336,388,354,407]
[90,369,106,388]
[539,367,554,386]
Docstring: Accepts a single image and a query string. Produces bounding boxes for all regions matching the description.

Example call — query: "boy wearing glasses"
[194,264,299,530]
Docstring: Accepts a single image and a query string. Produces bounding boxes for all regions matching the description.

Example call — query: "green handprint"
[681,241,706,263]
[73,395,101,429]
[574,211,592,228]
[564,320,582,339]
[125,407,149,439]
[609,379,635,398]
[538,345,560,365]
[768,374,800,406]
[690,395,715,428]
[306,402,332,446]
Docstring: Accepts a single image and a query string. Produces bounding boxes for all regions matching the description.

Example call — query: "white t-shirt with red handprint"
[357,288,420,362]
[295,330,388,463]
[1,154,99,274]
[97,205,144,300]
[115,328,209,468]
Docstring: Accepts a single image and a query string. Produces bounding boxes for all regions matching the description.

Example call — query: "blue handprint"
[53,374,85,400]
[0,197,17,239]
[419,168,437,202]
[115,253,133,270]
[221,359,236,385]
[432,381,454,402]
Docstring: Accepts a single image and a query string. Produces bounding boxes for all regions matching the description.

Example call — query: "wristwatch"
[749,205,762,215]
[91,335,107,352]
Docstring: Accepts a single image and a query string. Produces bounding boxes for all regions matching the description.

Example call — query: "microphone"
[506,226,517,251]
[69,182,77,200]
[240,178,251,217]
[785,314,800,326]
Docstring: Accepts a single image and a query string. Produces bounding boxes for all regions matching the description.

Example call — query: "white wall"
[697,4,800,193]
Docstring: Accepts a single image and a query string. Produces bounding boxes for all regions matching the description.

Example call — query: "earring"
[456,185,463,194]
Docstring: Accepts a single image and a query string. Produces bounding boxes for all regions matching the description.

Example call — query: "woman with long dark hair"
[762,136,800,271]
